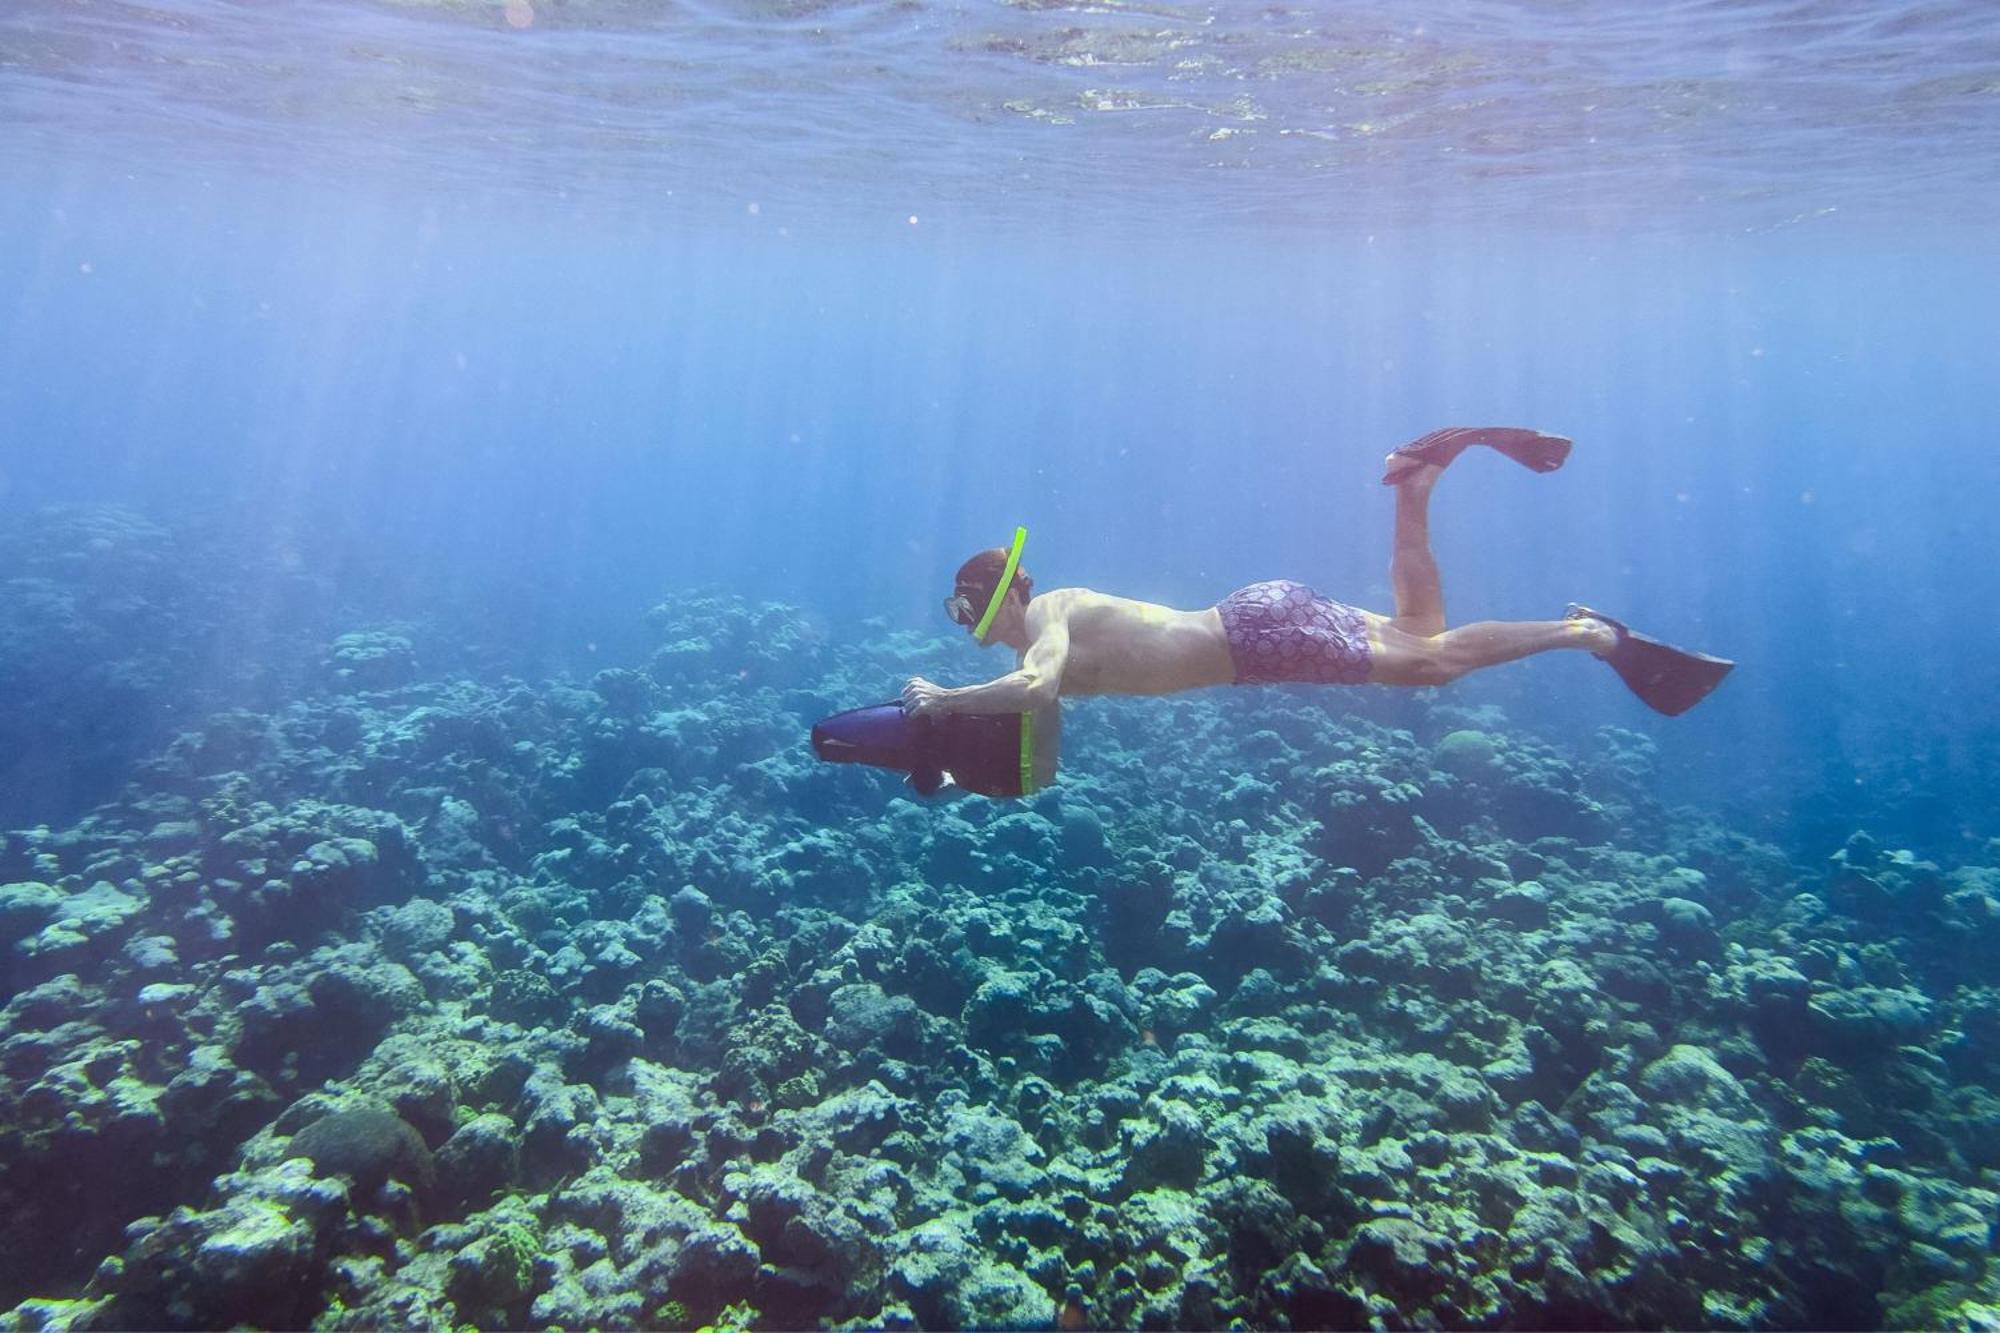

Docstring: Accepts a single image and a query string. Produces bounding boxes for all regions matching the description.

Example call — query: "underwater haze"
[3,1,2000,1329]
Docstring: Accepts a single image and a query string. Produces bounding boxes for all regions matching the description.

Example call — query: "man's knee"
[1388,640,1461,687]
[1417,639,1470,686]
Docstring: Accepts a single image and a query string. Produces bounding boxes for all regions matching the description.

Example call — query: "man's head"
[946,545,1034,641]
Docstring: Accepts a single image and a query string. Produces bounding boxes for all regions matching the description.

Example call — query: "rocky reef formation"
[2,568,1998,1329]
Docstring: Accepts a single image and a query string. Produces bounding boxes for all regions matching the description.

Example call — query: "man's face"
[946,583,1021,641]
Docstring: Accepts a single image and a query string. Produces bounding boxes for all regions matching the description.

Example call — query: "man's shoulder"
[1029,587,1111,618]
[1034,587,1204,634]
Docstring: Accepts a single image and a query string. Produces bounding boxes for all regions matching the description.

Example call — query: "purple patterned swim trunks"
[1216,580,1374,686]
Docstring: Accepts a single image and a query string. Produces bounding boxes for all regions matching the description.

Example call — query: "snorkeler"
[813,428,1731,796]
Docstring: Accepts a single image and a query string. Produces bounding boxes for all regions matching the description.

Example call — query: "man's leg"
[1372,612,1614,686]
[1372,456,1615,684]
[1373,606,1617,683]
[1386,464,1449,638]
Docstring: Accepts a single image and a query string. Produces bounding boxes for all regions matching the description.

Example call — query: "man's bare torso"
[1001,586,1391,788]
[1035,587,1238,697]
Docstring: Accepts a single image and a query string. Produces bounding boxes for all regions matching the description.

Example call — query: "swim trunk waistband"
[1217,580,1373,686]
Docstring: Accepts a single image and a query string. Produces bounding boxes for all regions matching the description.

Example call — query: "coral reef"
[2,531,1998,1329]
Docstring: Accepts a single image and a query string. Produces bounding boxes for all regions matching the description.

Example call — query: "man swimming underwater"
[896,428,1732,791]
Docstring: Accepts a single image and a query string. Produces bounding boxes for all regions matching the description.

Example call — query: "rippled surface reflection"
[3,1,1996,230]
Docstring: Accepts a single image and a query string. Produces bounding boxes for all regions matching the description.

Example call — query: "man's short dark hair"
[955,546,1034,611]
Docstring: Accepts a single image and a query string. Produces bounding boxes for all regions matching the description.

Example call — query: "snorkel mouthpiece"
[972,526,1028,644]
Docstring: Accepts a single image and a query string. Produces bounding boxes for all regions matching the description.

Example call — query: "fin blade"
[1569,605,1734,716]
[1604,625,1734,716]
[1605,639,1735,716]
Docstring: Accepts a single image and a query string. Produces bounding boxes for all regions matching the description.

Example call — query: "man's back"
[1034,588,1235,698]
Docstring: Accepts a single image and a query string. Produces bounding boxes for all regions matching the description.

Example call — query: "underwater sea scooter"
[811,702,1038,798]
[813,524,1040,799]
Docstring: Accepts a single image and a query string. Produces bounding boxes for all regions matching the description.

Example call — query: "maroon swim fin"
[1382,426,1572,485]
[1566,605,1735,716]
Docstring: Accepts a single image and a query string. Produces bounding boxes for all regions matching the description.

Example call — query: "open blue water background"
[3,0,1998,859]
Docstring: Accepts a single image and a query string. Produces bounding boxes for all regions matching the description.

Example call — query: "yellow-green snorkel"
[972,525,1028,645]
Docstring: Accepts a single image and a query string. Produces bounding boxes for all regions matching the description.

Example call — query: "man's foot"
[1382,449,1462,488]
[1562,606,1621,655]
[1382,429,1474,486]
[1385,454,1449,500]
[1382,426,1573,486]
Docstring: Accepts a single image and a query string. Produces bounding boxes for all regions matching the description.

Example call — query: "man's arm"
[905,602,1070,715]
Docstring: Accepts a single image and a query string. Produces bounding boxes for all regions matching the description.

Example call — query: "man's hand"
[902,677,950,718]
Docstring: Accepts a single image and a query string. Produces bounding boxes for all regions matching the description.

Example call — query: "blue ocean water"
[3,0,2000,836]
[3,3,2000,1325]
[5,0,1997,852]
